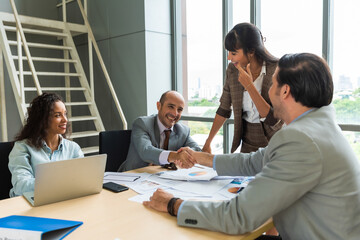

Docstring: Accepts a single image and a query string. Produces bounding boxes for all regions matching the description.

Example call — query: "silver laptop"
[23,154,107,207]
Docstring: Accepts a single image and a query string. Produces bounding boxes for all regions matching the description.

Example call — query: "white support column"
[10,0,42,96]
[0,47,8,141]
[62,0,67,23]
[62,0,72,127]
[77,0,127,129]
[64,50,71,113]
[17,30,24,104]
[84,0,94,100]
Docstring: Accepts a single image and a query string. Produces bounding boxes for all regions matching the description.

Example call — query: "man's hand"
[169,147,196,168]
[180,147,214,167]
[143,188,173,212]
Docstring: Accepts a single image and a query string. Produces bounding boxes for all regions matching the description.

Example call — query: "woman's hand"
[235,63,253,90]
[202,141,212,153]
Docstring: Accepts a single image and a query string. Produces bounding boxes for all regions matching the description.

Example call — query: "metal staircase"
[0,0,127,154]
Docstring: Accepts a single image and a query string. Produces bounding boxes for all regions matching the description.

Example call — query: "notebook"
[23,154,107,207]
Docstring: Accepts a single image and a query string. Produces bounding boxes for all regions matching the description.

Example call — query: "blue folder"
[0,215,83,240]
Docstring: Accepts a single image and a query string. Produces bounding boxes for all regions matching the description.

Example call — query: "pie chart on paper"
[228,187,241,194]
[188,171,207,177]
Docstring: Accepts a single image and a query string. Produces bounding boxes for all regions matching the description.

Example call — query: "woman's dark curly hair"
[15,92,69,149]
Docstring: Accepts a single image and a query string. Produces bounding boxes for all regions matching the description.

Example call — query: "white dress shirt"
[242,62,266,123]
[157,116,174,165]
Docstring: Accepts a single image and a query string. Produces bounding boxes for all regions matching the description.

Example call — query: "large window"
[332,0,360,124]
[332,0,360,161]
[261,0,323,58]
[231,0,250,27]
[181,0,222,117]
[177,0,224,153]
[174,0,360,161]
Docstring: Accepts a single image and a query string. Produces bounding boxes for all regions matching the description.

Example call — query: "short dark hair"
[276,53,333,108]
[225,22,278,64]
[15,92,68,148]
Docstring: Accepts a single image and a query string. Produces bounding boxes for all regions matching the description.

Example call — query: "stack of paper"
[102,165,255,204]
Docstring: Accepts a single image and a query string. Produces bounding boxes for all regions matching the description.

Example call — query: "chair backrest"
[99,130,132,172]
[0,142,14,200]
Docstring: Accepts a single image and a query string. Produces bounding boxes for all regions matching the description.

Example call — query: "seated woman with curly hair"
[8,92,83,197]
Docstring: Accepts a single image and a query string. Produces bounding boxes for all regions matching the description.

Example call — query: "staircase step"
[9,41,72,50]
[4,26,67,37]
[13,56,77,63]
[70,131,99,139]
[24,87,86,91]
[65,102,92,106]
[68,116,98,122]
[82,146,99,154]
[24,101,92,108]
[18,71,81,77]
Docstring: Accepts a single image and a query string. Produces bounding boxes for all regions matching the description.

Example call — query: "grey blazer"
[118,114,201,171]
[177,105,360,239]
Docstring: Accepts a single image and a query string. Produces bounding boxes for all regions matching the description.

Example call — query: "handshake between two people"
[168,147,214,169]
[144,148,214,214]
[168,147,196,169]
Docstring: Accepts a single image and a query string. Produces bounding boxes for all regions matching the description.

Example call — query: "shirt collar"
[42,135,64,151]
[157,116,173,134]
[290,108,315,124]
[261,61,266,75]
[252,62,267,90]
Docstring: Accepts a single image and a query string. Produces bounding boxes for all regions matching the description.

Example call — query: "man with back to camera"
[119,90,201,171]
[143,53,360,239]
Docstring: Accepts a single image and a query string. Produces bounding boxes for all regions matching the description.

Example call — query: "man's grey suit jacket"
[119,114,201,171]
[177,105,360,240]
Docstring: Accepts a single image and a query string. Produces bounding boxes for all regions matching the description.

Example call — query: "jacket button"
[185,219,198,225]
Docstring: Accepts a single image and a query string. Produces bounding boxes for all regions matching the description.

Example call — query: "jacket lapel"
[168,126,178,150]
[154,115,161,147]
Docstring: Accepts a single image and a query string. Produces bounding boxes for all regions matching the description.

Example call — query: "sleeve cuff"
[159,151,171,165]
[216,107,232,118]
[213,155,217,171]
[177,200,186,218]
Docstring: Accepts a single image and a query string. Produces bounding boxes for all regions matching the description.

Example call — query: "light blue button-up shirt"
[8,136,84,197]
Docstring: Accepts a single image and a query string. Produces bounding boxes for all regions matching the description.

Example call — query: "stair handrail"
[0,47,7,141]
[75,0,127,130]
[9,0,42,96]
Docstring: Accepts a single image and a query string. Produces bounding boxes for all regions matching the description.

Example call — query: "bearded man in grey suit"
[144,53,360,240]
[119,91,201,171]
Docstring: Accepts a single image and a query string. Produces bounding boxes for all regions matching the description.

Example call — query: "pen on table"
[132,176,140,182]
[237,187,245,193]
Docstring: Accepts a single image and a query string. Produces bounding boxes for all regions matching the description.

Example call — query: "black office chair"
[99,130,132,172]
[0,141,14,200]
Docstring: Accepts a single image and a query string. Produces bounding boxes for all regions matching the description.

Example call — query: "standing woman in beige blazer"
[203,23,283,154]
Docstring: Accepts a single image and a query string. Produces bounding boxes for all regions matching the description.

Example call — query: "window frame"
[171,0,360,154]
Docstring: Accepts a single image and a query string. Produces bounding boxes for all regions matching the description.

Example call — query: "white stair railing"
[10,0,42,96]
[75,0,127,130]
[0,47,7,141]
[0,0,127,148]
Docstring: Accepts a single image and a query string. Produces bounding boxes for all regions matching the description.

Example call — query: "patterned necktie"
[163,129,171,150]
